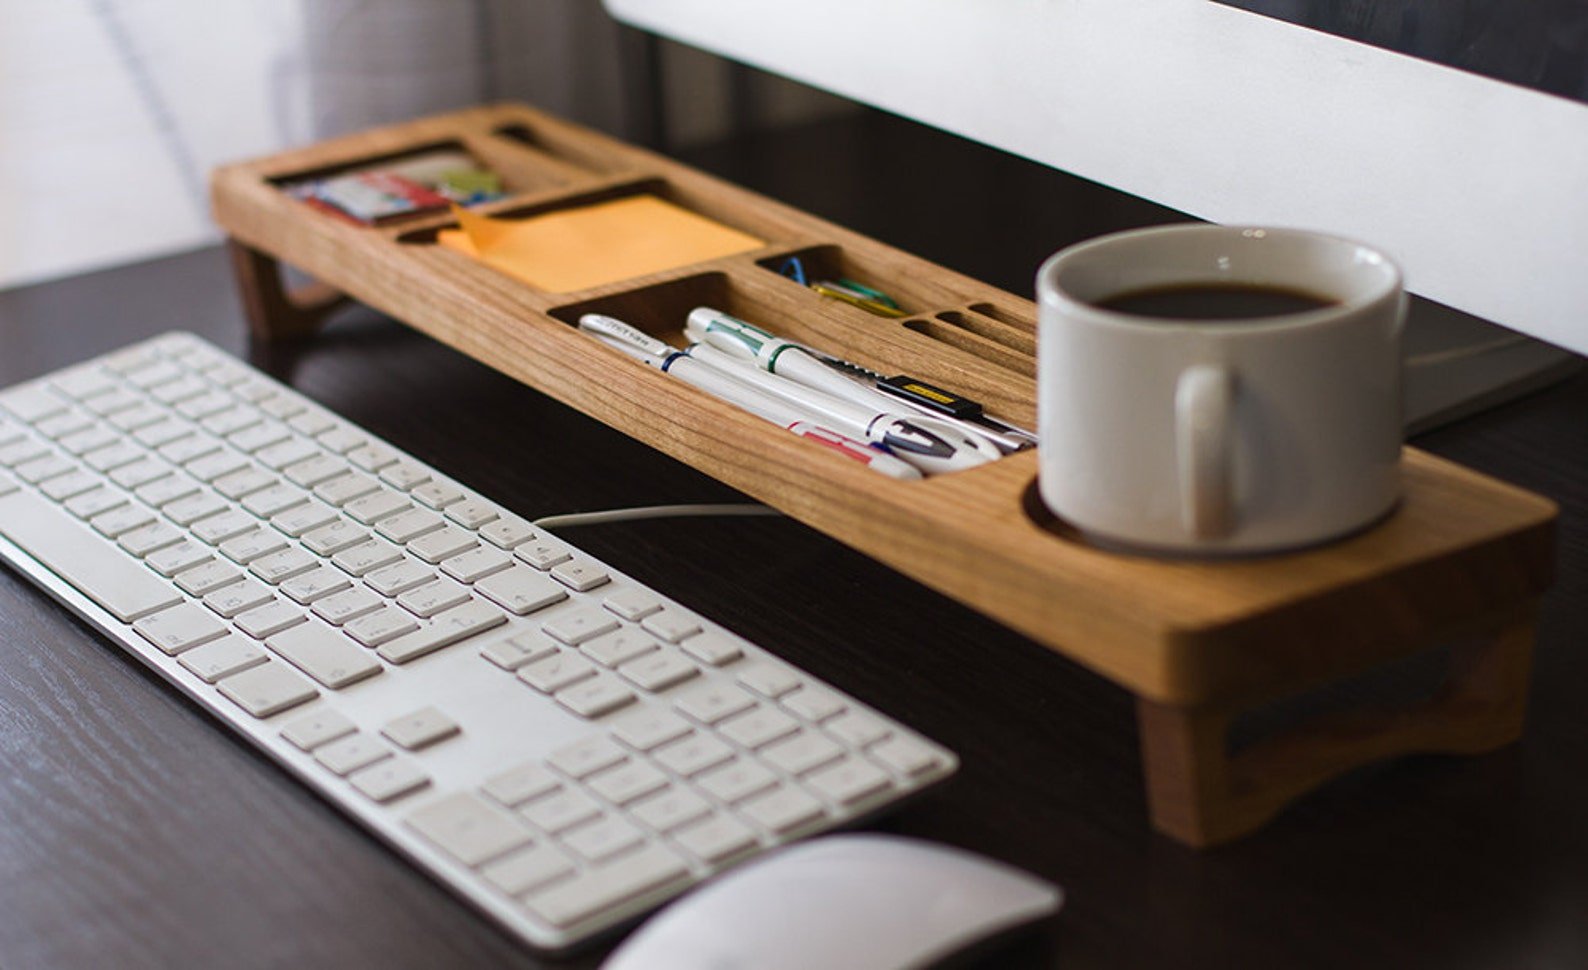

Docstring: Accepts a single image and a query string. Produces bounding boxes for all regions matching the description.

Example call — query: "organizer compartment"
[902,317,1037,379]
[756,244,968,316]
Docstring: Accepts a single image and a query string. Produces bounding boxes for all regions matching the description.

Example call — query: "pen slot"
[936,308,1036,357]
[755,245,963,316]
[966,302,1037,336]
[902,318,1037,379]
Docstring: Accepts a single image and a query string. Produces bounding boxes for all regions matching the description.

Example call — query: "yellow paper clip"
[811,281,908,318]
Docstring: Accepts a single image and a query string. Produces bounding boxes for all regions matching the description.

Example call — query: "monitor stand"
[1404,300,1582,435]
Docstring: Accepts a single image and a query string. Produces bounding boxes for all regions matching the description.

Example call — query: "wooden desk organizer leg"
[228,239,348,341]
[1137,603,1537,847]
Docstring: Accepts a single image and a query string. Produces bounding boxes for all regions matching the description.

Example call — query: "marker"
[578,314,920,480]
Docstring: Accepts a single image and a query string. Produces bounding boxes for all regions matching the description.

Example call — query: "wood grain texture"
[211,103,1557,714]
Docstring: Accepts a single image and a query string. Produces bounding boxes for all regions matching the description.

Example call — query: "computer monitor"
[605,0,1588,370]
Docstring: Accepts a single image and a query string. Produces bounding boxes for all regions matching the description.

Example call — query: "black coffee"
[1096,283,1336,321]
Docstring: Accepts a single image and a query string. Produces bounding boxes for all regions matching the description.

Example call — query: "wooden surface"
[211,103,1555,713]
[3,109,1586,968]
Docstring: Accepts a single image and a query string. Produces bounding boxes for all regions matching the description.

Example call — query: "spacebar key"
[0,490,182,622]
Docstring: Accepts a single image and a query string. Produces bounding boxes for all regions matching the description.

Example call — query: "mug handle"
[1175,365,1235,539]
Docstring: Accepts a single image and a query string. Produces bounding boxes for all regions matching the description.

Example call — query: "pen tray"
[212,103,1556,846]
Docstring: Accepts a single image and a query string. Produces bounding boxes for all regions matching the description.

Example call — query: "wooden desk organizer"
[211,103,1557,847]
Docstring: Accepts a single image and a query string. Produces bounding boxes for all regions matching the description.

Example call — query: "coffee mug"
[1036,225,1406,555]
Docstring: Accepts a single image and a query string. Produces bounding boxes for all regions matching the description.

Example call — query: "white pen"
[685,306,1006,459]
[577,314,921,480]
[685,343,994,475]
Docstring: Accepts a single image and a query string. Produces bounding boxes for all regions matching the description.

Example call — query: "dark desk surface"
[2,112,1585,969]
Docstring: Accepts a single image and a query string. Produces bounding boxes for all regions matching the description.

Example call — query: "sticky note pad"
[437,195,764,292]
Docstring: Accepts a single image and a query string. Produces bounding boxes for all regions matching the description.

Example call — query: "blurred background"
[0,0,854,290]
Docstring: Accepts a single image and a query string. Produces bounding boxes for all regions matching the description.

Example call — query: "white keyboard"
[0,333,956,952]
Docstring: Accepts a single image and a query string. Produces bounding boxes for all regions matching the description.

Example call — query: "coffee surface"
[1096,283,1335,321]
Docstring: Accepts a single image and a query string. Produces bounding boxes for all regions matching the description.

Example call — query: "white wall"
[0,0,854,292]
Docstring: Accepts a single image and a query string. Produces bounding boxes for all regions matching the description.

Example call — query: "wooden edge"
[1137,602,1537,846]
[226,240,349,341]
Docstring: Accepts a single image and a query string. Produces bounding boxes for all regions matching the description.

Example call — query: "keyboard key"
[547,736,627,779]
[270,501,338,537]
[409,525,476,564]
[136,473,200,508]
[284,454,347,488]
[557,676,636,719]
[397,578,471,618]
[177,634,268,684]
[519,787,602,834]
[476,566,568,616]
[163,492,228,527]
[480,632,558,670]
[480,844,574,897]
[478,515,534,549]
[280,565,352,605]
[241,483,308,518]
[560,815,644,863]
[64,488,128,520]
[249,546,318,584]
[280,710,357,751]
[174,560,243,596]
[343,606,419,647]
[0,491,181,622]
[617,651,699,693]
[826,711,893,749]
[443,498,498,529]
[781,686,847,723]
[411,481,463,509]
[673,681,756,725]
[805,757,892,806]
[41,470,100,501]
[375,508,443,544]
[739,785,825,835]
[364,559,435,597]
[439,545,512,583]
[523,844,688,929]
[604,588,662,621]
[133,602,229,656]
[302,520,368,556]
[255,437,319,470]
[314,733,391,776]
[378,462,430,491]
[159,433,221,465]
[551,561,609,593]
[718,706,801,750]
[331,538,403,576]
[314,473,379,507]
[482,763,562,807]
[377,600,506,664]
[116,522,183,557]
[217,660,317,718]
[219,528,289,564]
[16,454,76,485]
[203,579,276,618]
[230,422,290,454]
[406,792,531,866]
[641,609,703,644]
[312,586,383,625]
[871,735,945,778]
[518,651,597,694]
[1,384,69,422]
[214,467,277,500]
[629,786,713,833]
[696,759,779,804]
[652,733,734,777]
[736,662,802,699]
[186,450,250,482]
[191,509,258,545]
[609,709,692,752]
[761,731,845,776]
[316,427,367,455]
[90,505,155,539]
[584,760,667,806]
[581,629,658,668]
[542,607,620,646]
[678,631,743,667]
[381,707,460,750]
[349,758,430,803]
[344,489,410,525]
[266,623,382,688]
[514,540,572,571]
[672,814,759,864]
[234,600,308,639]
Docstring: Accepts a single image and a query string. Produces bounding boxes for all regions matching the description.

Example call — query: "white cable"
[532,503,781,530]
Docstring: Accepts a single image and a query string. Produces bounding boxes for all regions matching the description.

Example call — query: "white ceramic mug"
[1036,225,1406,555]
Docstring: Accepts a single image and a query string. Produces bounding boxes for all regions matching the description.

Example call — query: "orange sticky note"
[436,195,763,292]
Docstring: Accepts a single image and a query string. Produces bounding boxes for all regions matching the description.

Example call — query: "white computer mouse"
[601,833,1063,970]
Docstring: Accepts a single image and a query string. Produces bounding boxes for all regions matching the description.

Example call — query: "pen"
[685,307,1005,460]
[685,342,995,475]
[577,314,921,480]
